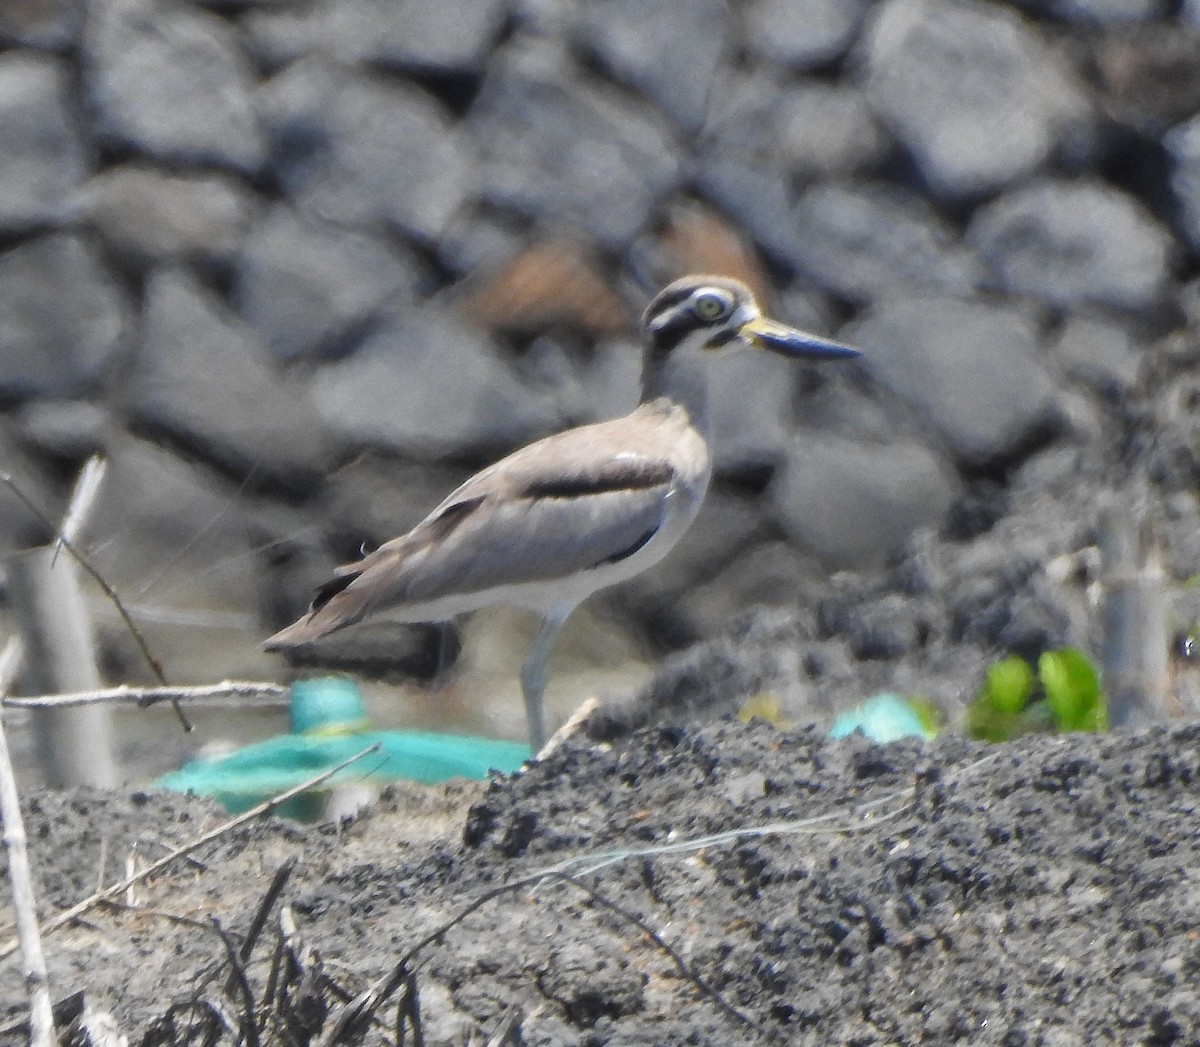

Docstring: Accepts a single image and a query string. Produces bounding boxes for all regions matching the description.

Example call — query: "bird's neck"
[640,343,711,438]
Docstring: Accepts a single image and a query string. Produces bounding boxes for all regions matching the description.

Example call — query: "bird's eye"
[693,293,729,322]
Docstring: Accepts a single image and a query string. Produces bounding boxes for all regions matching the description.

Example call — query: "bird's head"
[641,276,861,361]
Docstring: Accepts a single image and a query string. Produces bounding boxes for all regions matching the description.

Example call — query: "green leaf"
[985,656,1036,714]
[966,656,1036,742]
[1039,647,1106,733]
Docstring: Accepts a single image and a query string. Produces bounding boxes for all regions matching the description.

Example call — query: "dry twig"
[211,916,261,1047]
[0,638,55,1045]
[483,1006,524,1047]
[55,455,107,558]
[2,680,290,712]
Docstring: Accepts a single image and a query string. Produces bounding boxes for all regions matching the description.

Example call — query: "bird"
[265,275,861,752]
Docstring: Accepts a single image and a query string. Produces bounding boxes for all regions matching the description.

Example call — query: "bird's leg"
[429,620,460,694]
[521,611,569,753]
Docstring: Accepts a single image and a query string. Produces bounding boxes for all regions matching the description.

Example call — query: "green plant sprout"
[966,647,1107,742]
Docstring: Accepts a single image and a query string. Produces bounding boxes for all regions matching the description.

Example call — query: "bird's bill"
[739,316,861,360]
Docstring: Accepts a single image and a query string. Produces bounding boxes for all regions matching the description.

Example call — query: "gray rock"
[258,59,475,242]
[573,0,731,133]
[0,53,86,231]
[770,433,960,569]
[1165,114,1200,253]
[683,539,830,641]
[469,43,679,248]
[436,209,529,278]
[773,285,843,338]
[744,0,868,70]
[969,180,1173,313]
[706,344,800,477]
[0,234,127,399]
[777,83,890,178]
[697,70,785,159]
[75,165,255,271]
[514,335,613,431]
[847,297,1060,467]
[703,74,889,179]
[1052,315,1143,396]
[245,0,506,74]
[1013,0,1165,21]
[1088,25,1200,137]
[947,552,1076,660]
[323,453,473,551]
[86,436,275,682]
[790,182,983,304]
[831,591,929,662]
[572,337,643,427]
[695,155,799,270]
[84,0,265,173]
[187,0,300,9]
[234,205,424,360]
[0,0,81,47]
[800,375,913,445]
[132,269,329,485]
[372,0,506,73]
[310,305,562,460]
[864,0,1089,200]
[16,400,113,460]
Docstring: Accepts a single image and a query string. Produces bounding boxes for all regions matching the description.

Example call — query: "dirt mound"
[2,721,1199,1044]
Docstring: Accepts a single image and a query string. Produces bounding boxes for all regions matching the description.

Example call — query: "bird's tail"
[263,567,365,649]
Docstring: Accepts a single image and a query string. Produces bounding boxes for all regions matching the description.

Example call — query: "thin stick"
[242,858,297,966]
[224,858,296,999]
[211,917,261,1047]
[1100,508,1169,726]
[0,743,382,960]
[397,969,424,1047]
[55,455,107,558]
[259,924,286,1029]
[0,638,24,698]
[2,680,290,712]
[0,472,190,730]
[536,696,598,760]
[483,1007,523,1047]
[0,638,55,1045]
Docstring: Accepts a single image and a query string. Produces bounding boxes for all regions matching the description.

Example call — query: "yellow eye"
[693,293,729,322]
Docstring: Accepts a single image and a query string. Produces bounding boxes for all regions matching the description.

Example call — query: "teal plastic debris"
[829,693,937,744]
[154,677,531,819]
[288,675,371,735]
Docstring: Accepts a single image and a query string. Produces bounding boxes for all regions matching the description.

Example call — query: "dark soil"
[3,720,1200,1045]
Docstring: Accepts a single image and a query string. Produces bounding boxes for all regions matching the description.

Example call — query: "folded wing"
[265,411,696,646]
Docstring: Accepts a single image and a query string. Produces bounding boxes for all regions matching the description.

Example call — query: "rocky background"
[1,0,1199,759]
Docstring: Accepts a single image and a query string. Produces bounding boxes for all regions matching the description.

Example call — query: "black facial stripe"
[706,328,740,348]
[646,310,700,353]
[648,285,699,317]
